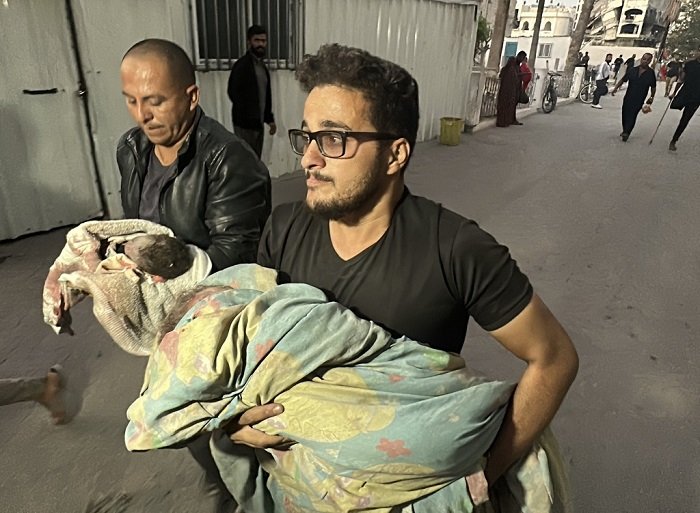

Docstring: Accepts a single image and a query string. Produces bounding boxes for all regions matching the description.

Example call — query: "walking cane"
[648,97,672,145]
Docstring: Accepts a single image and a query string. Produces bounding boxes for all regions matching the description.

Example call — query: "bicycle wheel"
[542,88,556,113]
[579,82,594,103]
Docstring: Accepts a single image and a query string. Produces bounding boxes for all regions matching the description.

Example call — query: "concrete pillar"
[465,68,487,129]
[570,67,585,98]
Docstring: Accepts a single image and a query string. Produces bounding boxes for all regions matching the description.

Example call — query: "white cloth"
[595,61,611,81]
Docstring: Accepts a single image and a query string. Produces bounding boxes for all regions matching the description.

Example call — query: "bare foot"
[38,366,67,425]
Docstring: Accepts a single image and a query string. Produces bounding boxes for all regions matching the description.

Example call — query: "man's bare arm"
[483,293,578,484]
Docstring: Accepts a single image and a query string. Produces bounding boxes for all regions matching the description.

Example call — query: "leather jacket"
[117,108,271,271]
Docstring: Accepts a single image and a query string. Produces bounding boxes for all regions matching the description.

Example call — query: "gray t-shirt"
[253,57,268,122]
[138,150,177,223]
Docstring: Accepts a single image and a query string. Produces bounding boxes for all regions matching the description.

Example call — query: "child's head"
[122,234,193,279]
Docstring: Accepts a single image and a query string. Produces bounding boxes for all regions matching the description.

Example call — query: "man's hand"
[226,403,290,449]
[268,122,277,136]
[610,89,617,96]
[646,97,654,105]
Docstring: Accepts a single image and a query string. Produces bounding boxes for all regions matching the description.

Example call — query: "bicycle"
[541,71,561,114]
[578,79,595,103]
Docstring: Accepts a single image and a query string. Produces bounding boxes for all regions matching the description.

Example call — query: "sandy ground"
[1,91,699,512]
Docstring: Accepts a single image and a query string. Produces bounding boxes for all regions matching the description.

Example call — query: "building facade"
[585,0,672,46]
[503,1,576,70]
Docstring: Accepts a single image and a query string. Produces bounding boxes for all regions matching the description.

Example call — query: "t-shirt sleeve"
[448,219,533,331]
[256,202,298,269]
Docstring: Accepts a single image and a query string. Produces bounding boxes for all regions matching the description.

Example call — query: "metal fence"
[191,0,305,71]
[555,73,574,99]
[480,72,540,118]
[518,73,539,109]
[480,75,500,118]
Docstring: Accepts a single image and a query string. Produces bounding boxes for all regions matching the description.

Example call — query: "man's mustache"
[305,169,333,182]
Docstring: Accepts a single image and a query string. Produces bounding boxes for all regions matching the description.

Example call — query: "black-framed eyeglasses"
[288,129,399,158]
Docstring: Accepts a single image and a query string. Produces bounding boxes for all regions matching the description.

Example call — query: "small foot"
[621,133,629,142]
[669,141,677,151]
[513,121,523,125]
[591,104,602,109]
[38,365,67,425]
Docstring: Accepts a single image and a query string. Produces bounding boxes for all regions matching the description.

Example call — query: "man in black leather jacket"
[118,38,271,273]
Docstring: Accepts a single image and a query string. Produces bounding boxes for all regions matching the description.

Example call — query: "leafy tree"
[667,0,700,61]
[475,15,492,62]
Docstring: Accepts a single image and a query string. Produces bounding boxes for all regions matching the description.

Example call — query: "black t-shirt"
[681,59,700,103]
[623,66,657,103]
[666,61,681,78]
[614,58,624,70]
[258,190,533,353]
[138,150,177,224]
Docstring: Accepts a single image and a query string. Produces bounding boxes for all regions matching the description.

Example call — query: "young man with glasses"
[228,44,578,501]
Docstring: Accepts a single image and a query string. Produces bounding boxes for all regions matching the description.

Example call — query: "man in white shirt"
[591,53,613,109]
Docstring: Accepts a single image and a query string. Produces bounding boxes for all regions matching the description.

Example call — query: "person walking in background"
[665,55,681,97]
[611,52,656,142]
[613,54,624,79]
[591,53,613,109]
[669,47,700,151]
[1,366,68,425]
[581,51,590,74]
[624,54,636,77]
[496,51,527,127]
[227,25,277,158]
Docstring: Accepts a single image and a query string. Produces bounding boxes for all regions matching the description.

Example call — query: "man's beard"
[252,46,266,58]
[305,158,385,221]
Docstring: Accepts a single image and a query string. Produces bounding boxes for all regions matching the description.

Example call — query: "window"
[538,43,552,58]
[191,0,305,70]
[544,21,552,31]
[522,21,530,30]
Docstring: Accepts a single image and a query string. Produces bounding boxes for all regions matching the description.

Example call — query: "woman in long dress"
[496,52,527,127]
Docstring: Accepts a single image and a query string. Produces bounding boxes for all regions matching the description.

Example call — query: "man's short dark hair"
[133,234,193,279]
[247,24,267,40]
[122,38,195,89]
[295,44,420,155]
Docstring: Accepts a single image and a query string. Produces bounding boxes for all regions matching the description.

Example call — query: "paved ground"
[1,89,698,512]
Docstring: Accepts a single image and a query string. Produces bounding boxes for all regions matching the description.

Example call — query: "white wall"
[504,36,572,71]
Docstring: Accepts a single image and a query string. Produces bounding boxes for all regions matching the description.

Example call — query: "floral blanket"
[126,264,570,512]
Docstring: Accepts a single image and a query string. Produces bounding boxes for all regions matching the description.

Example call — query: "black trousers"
[592,79,607,105]
[672,102,700,142]
[621,98,644,135]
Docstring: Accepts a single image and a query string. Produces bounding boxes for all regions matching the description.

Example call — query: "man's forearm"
[484,351,578,484]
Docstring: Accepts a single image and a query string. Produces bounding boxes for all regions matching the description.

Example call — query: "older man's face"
[120,54,198,148]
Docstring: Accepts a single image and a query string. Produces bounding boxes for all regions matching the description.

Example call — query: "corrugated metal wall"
[1,0,478,238]
[201,0,479,177]
[303,0,478,142]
